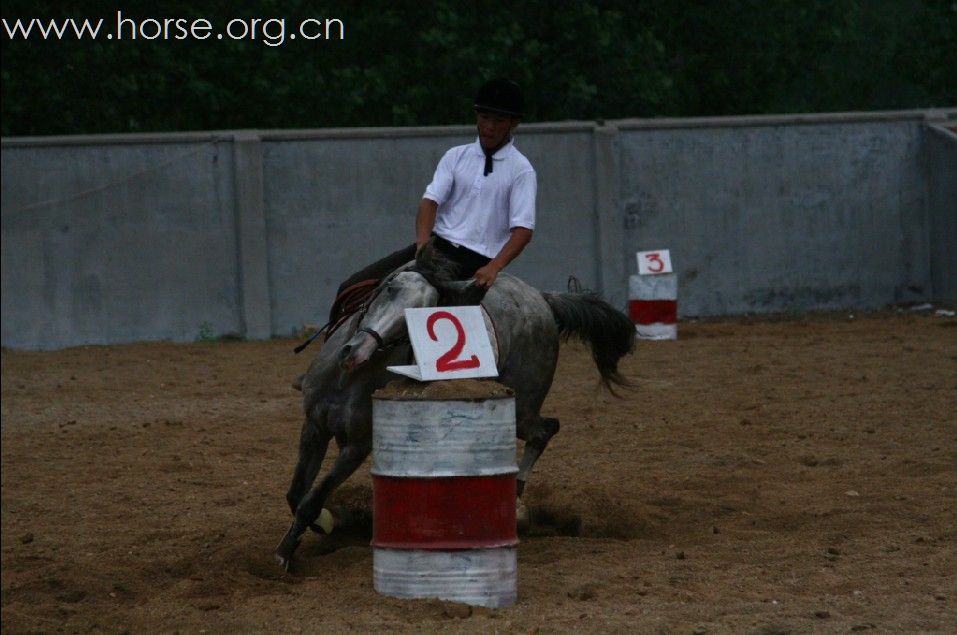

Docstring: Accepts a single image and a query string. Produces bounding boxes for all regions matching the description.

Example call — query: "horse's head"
[338,271,439,373]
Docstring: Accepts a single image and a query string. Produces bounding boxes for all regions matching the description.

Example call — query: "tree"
[2,0,954,136]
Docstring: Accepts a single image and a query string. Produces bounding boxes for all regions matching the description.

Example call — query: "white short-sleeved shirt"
[423,137,536,258]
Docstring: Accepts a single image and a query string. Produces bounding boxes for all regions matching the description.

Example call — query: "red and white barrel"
[371,386,517,608]
[628,273,678,340]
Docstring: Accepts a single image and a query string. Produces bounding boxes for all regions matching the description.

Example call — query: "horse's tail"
[542,291,636,393]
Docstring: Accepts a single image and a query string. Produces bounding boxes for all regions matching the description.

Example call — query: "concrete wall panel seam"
[232,133,273,339]
[924,123,957,301]
[592,125,624,304]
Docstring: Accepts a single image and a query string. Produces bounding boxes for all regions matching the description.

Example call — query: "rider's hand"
[473,263,501,288]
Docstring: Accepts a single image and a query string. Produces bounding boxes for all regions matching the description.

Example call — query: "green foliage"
[2,0,954,136]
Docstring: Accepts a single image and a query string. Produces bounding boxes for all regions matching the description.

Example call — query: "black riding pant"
[335,236,490,296]
[331,236,491,322]
[430,235,492,279]
[336,243,417,298]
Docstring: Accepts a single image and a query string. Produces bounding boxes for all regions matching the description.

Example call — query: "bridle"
[356,325,385,349]
[352,269,411,353]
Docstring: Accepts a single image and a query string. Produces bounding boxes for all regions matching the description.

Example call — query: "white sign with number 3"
[637,249,674,275]
[387,306,498,381]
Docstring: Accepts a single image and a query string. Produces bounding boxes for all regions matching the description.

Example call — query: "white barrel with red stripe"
[371,383,518,608]
[628,273,678,340]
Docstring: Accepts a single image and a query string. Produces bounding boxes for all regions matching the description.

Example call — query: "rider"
[329,78,536,322]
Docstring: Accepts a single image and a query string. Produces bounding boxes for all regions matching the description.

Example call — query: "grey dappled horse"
[275,251,635,569]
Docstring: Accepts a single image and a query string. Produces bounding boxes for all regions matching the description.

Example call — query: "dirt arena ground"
[2,311,955,634]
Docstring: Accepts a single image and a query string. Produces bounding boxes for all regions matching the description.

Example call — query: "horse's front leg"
[515,416,560,527]
[286,415,332,515]
[275,441,371,570]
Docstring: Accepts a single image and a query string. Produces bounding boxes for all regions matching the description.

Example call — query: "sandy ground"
[2,311,955,634]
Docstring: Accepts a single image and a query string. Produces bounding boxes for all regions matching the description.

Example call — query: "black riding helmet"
[474,78,524,118]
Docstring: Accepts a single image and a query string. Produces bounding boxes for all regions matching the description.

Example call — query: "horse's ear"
[436,279,487,307]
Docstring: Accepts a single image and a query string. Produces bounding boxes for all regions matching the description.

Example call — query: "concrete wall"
[616,114,934,315]
[1,136,242,349]
[925,124,957,302]
[2,110,954,349]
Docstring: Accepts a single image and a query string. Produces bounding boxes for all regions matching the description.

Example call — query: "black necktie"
[483,149,494,176]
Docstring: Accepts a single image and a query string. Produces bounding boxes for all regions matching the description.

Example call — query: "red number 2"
[427,311,480,372]
[645,253,665,273]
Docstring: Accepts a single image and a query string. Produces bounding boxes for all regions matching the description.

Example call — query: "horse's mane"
[412,239,462,287]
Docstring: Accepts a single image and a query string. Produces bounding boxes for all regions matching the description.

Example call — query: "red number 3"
[427,311,480,372]
[645,253,665,273]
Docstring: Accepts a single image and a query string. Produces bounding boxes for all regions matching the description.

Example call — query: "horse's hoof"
[275,531,301,570]
[274,551,292,572]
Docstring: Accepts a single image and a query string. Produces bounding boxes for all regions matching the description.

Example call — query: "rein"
[292,279,378,354]
[292,270,402,355]
[350,269,411,353]
[294,265,418,356]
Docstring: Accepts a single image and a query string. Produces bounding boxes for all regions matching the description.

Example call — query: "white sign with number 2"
[386,306,498,381]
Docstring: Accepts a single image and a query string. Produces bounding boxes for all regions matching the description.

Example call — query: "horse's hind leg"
[285,416,332,518]
[275,442,370,569]
[516,416,560,516]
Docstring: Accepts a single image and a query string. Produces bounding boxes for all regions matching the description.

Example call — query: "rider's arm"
[416,198,438,252]
[473,227,533,288]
